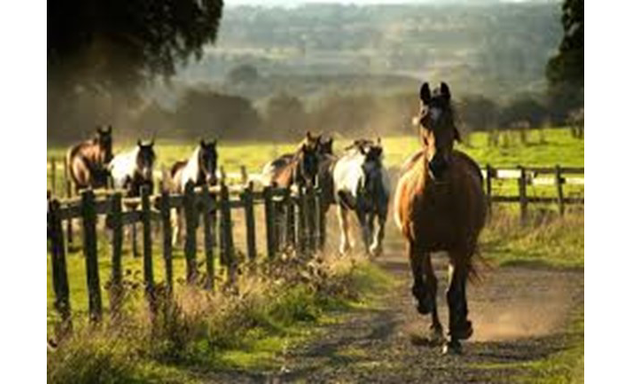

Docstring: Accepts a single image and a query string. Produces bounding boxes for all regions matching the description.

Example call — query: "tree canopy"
[48,0,224,92]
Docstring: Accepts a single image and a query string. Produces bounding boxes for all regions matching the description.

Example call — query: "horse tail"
[466,240,492,285]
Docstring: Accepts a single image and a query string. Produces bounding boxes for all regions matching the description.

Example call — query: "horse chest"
[412,189,463,247]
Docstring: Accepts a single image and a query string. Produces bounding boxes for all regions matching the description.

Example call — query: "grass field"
[47,127,584,383]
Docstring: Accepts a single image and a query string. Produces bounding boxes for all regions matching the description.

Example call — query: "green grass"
[48,256,395,384]
[480,208,584,269]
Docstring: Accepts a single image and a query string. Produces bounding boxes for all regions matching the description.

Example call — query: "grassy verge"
[480,208,584,269]
[47,252,394,384]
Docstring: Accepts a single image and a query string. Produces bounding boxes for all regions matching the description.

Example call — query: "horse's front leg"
[408,241,434,315]
[336,205,352,255]
[443,253,473,355]
[424,255,444,344]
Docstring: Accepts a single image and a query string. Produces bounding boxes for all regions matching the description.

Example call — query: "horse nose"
[428,155,448,179]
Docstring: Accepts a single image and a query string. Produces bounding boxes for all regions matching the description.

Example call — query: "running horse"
[66,125,113,193]
[167,139,219,244]
[394,82,486,354]
[332,138,390,257]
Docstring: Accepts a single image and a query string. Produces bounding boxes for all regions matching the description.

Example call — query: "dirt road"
[201,240,583,384]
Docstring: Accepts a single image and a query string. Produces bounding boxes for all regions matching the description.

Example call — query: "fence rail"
[47,178,326,335]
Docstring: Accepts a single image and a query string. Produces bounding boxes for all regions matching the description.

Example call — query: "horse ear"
[199,139,206,147]
[359,145,367,155]
[106,125,112,134]
[419,82,431,104]
[137,139,142,147]
[440,82,451,101]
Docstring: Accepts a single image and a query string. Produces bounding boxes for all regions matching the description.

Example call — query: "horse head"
[95,125,113,164]
[414,82,460,181]
[358,140,385,208]
[319,137,334,156]
[136,139,156,182]
[199,139,218,185]
[294,141,320,188]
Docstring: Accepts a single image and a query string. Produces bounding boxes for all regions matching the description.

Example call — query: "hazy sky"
[224,0,539,7]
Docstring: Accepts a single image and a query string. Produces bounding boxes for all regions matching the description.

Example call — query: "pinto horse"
[261,132,321,188]
[394,82,486,354]
[167,139,219,244]
[333,138,390,257]
[66,125,113,193]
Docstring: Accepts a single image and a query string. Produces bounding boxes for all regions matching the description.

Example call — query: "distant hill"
[170,2,562,103]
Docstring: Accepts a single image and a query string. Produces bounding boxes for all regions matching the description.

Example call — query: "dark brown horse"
[261,132,321,188]
[394,82,486,354]
[66,125,113,192]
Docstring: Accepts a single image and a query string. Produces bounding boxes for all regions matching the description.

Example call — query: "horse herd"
[63,82,486,355]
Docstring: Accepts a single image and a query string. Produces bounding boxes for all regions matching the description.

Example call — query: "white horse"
[166,140,219,245]
[109,140,156,196]
[108,140,156,257]
[332,139,390,257]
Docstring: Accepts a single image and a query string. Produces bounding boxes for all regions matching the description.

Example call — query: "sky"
[224,0,543,8]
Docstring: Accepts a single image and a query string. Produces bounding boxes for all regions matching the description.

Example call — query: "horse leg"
[409,241,434,315]
[337,205,351,254]
[425,255,444,343]
[369,212,386,257]
[443,254,472,355]
[355,210,371,255]
[171,207,181,247]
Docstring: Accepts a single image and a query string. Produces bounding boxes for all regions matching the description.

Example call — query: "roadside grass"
[480,208,584,269]
[48,252,395,384]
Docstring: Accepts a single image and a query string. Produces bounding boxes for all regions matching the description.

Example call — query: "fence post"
[263,186,276,259]
[555,165,565,216]
[64,159,73,245]
[297,186,307,255]
[518,166,528,224]
[49,199,72,335]
[284,187,296,247]
[240,165,248,185]
[81,189,102,324]
[51,158,57,196]
[159,190,173,295]
[306,185,317,254]
[109,193,124,317]
[241,181,257,261]
[220,182,236,286]
[485,163,493,217]
[183,181,198,284]
[141,186,156,317]
[201,184,215,290]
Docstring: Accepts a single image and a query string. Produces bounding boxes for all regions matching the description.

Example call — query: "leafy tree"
[227,64,260,85]
[264,93,308,140]
[546,0,583,120]
[499,96,548,129]
[456,95,499,132]
[48,0,224,92]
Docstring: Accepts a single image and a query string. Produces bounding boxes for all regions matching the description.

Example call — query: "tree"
[227,64,260,85]
[264,93,308,140]
[456,95,499,132]
[48,0,224,93]
[546,0,583,120]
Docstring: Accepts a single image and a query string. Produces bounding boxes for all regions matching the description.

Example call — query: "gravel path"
[200,247,583,384]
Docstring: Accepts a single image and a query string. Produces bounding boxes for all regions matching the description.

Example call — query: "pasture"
[47,126,584,383]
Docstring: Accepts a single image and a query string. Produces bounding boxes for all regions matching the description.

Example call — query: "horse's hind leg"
[369,212,386,257]
[337,206,352,254]
[408,242,434,315]
[443,254,472,354]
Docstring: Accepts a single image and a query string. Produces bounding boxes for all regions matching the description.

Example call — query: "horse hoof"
[415,295,435,315]
[450,321,473,341]
[429,327,445,344]
[441,340,462,355]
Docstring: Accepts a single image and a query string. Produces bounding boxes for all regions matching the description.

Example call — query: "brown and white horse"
[167,139,219,244]
[394,82,486,354]
[261,132,322,188]
[66,125,113,193]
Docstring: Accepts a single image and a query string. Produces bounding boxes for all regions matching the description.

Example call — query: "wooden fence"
[47,179,326,334]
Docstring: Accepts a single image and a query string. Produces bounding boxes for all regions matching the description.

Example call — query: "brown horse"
[66,125,113,192]
[394,82,486,354]
[261,132,322,188]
